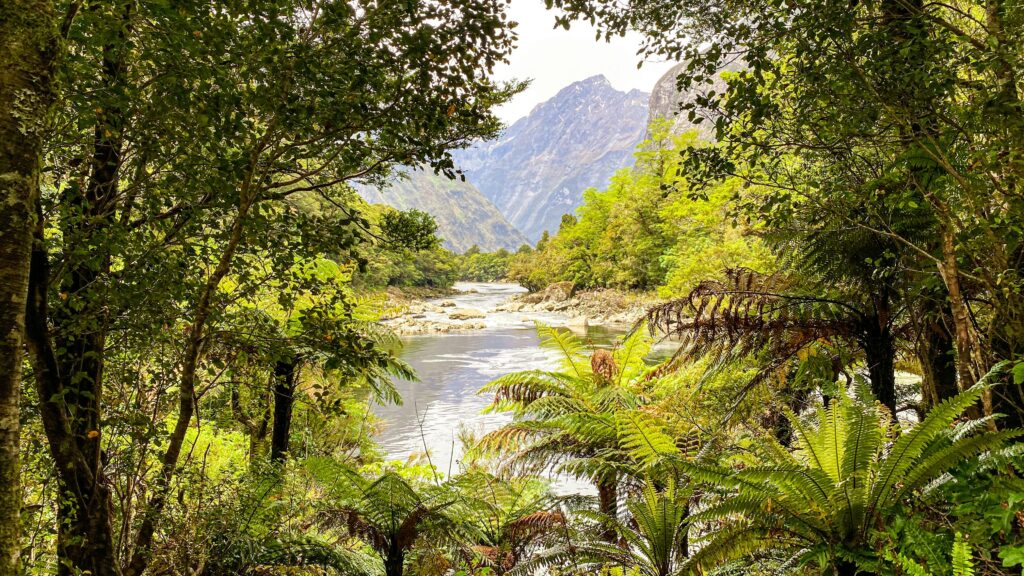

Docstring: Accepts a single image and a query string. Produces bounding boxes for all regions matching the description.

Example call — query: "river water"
[370,282,621,489]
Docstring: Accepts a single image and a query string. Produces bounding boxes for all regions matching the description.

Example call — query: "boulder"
[567,315,589,329]
[543,281,575,302]
[449,309,486,320]
[439,300,457,308]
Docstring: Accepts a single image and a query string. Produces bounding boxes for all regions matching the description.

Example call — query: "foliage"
[686,374,1019,574]
[528,479,691,576]
[476,324,677,486]
[456,246,520,282]
[15,0,520,571]
[506,123,769,294]
[355,202,460,290]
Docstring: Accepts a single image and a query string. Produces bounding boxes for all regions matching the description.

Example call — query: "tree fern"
[477,325,666,512]
[303,457,462,576]
[685,374,1019,575]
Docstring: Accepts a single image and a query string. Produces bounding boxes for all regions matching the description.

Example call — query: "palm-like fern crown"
[687,369,1020,572]
[475,325,680,482]
[518,479,690,576]
[452,472,564,573]
[645,267,906,421]
[304,458,458,555]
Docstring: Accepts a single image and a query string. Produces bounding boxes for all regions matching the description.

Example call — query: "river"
[370,282,622,490]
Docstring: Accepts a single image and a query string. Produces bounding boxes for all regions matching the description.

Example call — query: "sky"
[491,0,679,124]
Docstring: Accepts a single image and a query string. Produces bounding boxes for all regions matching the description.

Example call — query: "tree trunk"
[125,140,266,576]
[0,2,58,573]
[938,227,985,390]
[596,475,618,543]
[270,358,298,463]
[18,4,133,574]
[384,547,405,576]
[863,325,897,417]
[26,206,121,576]
[934,224,999,429]
[919,312,959,409]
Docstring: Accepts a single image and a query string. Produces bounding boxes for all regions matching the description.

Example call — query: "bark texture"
[0,2,57,573]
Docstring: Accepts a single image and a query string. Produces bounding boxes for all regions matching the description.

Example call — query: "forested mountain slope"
[356,170,528,253]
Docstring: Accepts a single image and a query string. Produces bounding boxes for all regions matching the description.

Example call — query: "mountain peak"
[453,75,650,242]
[560,74,614,95]
[579,74,611,86]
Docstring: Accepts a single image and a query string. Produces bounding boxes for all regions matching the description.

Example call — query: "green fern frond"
[537,323,590,378]
[614,324,654,387]
[893,429,1022,503]
[867,383,988,518]
[953,532,974,576]
[616,410,680,469]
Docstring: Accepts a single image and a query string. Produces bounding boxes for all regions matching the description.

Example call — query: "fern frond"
[616,410,680,469]
[867,383,988,519]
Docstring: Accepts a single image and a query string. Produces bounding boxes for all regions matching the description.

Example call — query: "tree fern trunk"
[384,547,405,576]
[597,475,618,543]
[863,327,897,417]
[836,559,859,576]
[270,358,298,463]
[920,313,959,409]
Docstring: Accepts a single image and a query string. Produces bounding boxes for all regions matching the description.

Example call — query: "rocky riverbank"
[381,281,661,335]
[494,282,661,329]
[383,298,489,334]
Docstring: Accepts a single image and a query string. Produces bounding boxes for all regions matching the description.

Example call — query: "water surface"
[371,282,620,490]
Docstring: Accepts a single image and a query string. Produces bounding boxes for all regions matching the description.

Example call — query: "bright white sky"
[491,0,679,124]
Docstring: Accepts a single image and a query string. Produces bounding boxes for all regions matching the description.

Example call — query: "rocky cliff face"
[454,75,649,242]
[647,59,744,140]
[356,169,529,253]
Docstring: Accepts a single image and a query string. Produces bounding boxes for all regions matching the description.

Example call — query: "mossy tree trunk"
[0,2,57,573]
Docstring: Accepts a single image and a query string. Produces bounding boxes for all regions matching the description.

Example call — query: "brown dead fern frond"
[644,268,868,420]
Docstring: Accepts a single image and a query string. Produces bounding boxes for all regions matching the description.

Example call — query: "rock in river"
[449,309,486,320]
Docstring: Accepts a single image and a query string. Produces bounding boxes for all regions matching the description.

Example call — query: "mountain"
[454,75,649,242]
[648,59,744,139]
[356,169,529,254]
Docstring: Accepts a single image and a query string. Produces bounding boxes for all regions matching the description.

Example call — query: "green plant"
[686,372,1019,575]
[476,325,670,521]
[453,472,564,575]
[887,532,975,576]
[305,458,464,576]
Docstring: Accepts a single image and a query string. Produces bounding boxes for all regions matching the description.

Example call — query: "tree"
[685,374,1019,575]
[549,0,1024,422]
[0,2,58,572]
[477,326,677,537]
[22,1,518,573]
[232,257,410,465]
[305,458,462,576]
